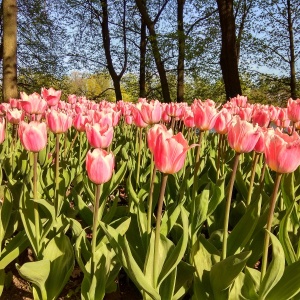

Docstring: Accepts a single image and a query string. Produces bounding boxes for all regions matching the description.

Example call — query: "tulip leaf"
[159,267,176,300]
[16,260,50,300]
[0,269,4,297]
[265,260,300,300]
[227,196,261,256]
[278,201,297,265]
[0,187,13,252]
[207,176,225,217]
[258,231,285,299]
[210,251,251,293]
[99,219,161,300]
[161,203,181,236]
[0,231,30,269]
[73,193,93,227]
[242,267,260,299]
[43,233,75,300]
[158,206,189,286]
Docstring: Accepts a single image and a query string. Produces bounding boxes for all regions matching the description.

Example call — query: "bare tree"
[2,0,18,102]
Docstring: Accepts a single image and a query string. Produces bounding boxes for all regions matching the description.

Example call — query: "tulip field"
[1,90,300,299]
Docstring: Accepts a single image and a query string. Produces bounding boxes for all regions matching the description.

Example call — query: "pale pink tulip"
[0,118,5,144]
[213,108,232,134]
[192,100,218,131]
[73,113,91,132]
[287,98,300,123]
[86,148,114,184]
[147,124,173,154]
[7,109,23,125]
[18,121,47,152]
[85,123,114,149]
[264,128,300,173]
[139,100,162,125]
[252,108,270,128]
[153,132,189,174]
[46,110,73,134]
[41,87,61,107]
[20,92,48,115]
[227,116,260,153]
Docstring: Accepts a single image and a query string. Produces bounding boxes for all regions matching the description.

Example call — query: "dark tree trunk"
[139,3,147,98]
[177,0,185,103]
[287,0,297,99]
[100,0,127,101]
[135,0,172,103]
[216,0,242,99]
[2,0,18,102]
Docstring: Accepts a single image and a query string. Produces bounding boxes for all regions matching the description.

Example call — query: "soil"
[1,249,142,300]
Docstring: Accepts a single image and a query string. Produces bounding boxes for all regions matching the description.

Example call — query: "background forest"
[0,0,300,105]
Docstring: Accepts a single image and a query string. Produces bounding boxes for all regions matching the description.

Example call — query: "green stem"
[192,131,203,200]
[55,133,60,216]
[260,172,282,282]
[153,173,168,288]
[33,152,41,259]
[147,160,156,236]
[136,127,143,187]
[91,184,102,276]
[222,152,240,260]
[246,152,260,206]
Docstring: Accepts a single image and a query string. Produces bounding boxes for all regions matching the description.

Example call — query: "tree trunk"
[177,0,185,103]
[139,3,147,98]
[2,0,18,102]
[100,0,127,101]
[287,0,297,99]
[216,0,242,99]
[135,0,172,103]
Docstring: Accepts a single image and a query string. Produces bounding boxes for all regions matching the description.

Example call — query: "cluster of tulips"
[1,88,300,299]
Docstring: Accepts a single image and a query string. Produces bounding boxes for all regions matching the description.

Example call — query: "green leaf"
[16,260,50,300]
[158,206,189,286]
[99,220,161,300]
[258,231,285,299]
[242,267,260,299]
[210,251,251,292]
[43,233,75,300]
[0,231,30,269]
[227,196,261,256]
[279,201,297,265]
[265,260,300,300]
[0,187,13,252]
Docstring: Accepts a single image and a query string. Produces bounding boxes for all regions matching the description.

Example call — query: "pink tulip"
[46,110,73,134]
[7,109,23,125]
[131,105,148,128]
[153,132,189,174]
[165,102,184,118]
[147,124,173,154]
[227,116,260,153]
[192,100,218,131]
[183,109,195,128]
[287,98,300,123]
[68,94,77,104]
[264,128,300,173]
[20,92,48,115]
[252,108,270,128]
[125,115,133,125]
[85,123,114,149]
[0,118,5,144]
[41,87,62,107]
[18,121,47,152]
[213,108,232,134]
[230,95,248,107]
[86,148,115,184]
[139,100,162,125]
[73,113,91,132]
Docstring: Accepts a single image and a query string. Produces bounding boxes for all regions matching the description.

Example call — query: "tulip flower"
[41,87,61,107]
[0,118,5,144]
[153,132,189,174]
[252,107,270,128]
[86,148,115,185]
[139,100,162,125]
[214,108,232,134]
[7,109,23,125]
[85,123,114,149]
[18,121,47,152]
[147,124,173,154]
[19,92,48,115]
[73,113,91,132]
[131,105,148,128]
[46,110,73,134]
[287,98,300,123]
[264,128,300,174]
[227,116,260,153]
